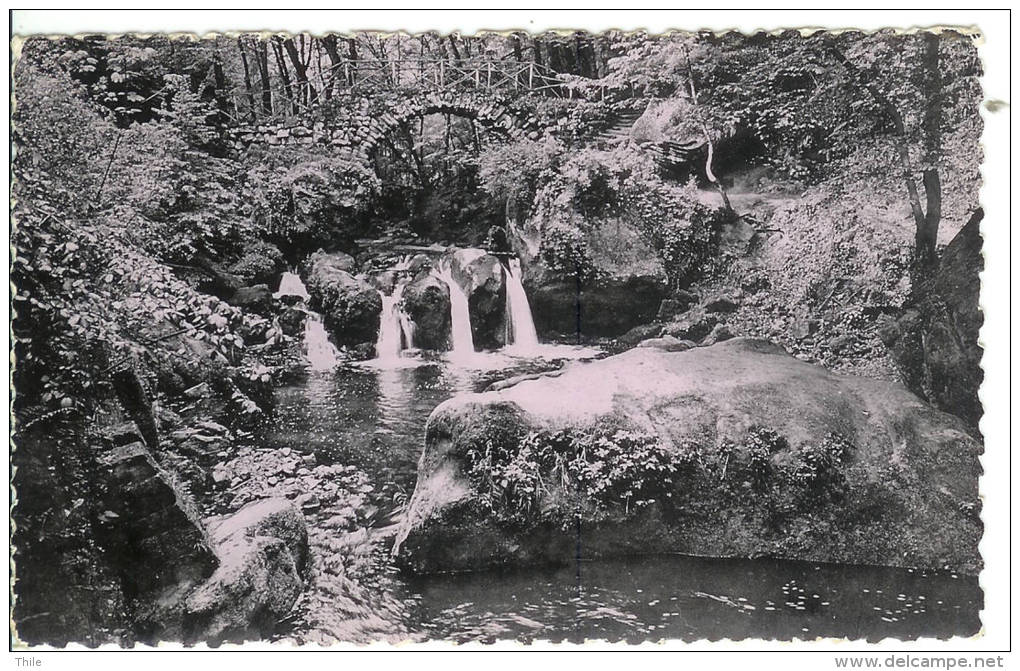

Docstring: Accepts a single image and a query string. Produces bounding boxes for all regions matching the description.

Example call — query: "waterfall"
[375,282,413,361]
[504,258,540,354]
[433,264,475,359]
[398,311,416,351]
[304,312,341,371]
[274,270,338,370]
[275,271,310,300]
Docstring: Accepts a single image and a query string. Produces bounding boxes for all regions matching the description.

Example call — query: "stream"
[261,272,981,643]
[264,356,981,643]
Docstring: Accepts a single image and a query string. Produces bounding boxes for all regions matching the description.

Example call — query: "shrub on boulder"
[228,241,287,289]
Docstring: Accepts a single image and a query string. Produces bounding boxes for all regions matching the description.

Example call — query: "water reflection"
[402,555,982,643]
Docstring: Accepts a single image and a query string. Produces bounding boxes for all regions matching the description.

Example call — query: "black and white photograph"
[7,9,1010,657]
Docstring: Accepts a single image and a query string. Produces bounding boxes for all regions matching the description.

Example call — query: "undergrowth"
[462,422,856,527]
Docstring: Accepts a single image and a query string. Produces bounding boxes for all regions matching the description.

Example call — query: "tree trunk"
[346,38,359,86]
[448,34,463,62]
[211,41,227,116]
[236,37,257,121]
[283,36,316,105]
[827,43,942,269]
[255,40,273,116]
[531,36,548,95]
[272,37,296,114]
[682,41,733,212]
[916,32,943,269]
[511,33,526,88]
[397,123,427,188]
[321,34,343,96]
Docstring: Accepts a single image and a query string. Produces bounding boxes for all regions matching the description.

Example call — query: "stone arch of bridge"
[355,94,527,163]
[228,93,536,174]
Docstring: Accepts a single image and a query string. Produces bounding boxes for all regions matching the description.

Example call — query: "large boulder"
[661,307,720,342]
[394,338,982,575]
[526,274,669,339]
[183,499,308,643]
[401,269,451,351]
[302,251,381,348]
[227,241,288,289]
[226,284,275,316]
[448,248,507,349]
[278,305,307,337]
[880,210,984,430]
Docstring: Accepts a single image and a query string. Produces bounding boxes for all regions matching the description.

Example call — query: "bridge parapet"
[226,91,541,161]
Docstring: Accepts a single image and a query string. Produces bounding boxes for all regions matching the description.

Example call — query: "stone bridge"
[226,91,547,163]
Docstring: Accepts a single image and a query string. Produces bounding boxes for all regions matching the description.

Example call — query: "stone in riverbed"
[656,291,699,321]
[401,268,451,350]
[301,251,381,348]
[702,322,735,345]
[393,338,982,575]
[660,308,718,343]
[618,322,663,345]
[183,498,308,643]
[704,295,741,314]
[637,335,696,352]
[295,492,321,512]
[448,248,507,350]
[279,306,307,337]
[227,285,275,316]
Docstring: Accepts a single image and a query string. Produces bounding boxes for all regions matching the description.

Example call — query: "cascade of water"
[398,311,416,350]
[274,270,339,370]
[275,270,310,300]
[504,258,540,354]
[304,312,341,371]
[432,264,475,359]
[375,282,411,361]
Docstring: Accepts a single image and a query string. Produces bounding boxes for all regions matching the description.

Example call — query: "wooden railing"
[224,58,605,124]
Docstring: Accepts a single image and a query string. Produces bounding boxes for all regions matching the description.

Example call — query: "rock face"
[449,248,507,349]
[278,305,307,337]
[661,306,720,342]
[656,291,699,321]
[226,285,275,316]
[302,251,381,348]
[95,443,219,609]
[394,338,982,575]
[184,499,308,643]
[401,269,451,350]
[526,274,669,338]
[880,211,984,430]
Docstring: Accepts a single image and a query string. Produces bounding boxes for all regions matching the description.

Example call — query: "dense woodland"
[11,29,983,645]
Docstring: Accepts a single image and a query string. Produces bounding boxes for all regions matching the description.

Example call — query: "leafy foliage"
[791,433,853,505]
[242,147,381,253]
[494,140,724,287]
[228,240,286,284]
[744,426,788,493]
[463,424,694,525]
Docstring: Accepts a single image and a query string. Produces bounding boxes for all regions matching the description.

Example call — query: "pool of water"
[265,351,585,500]
[401,556,980,643]
[264,350,982,643]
